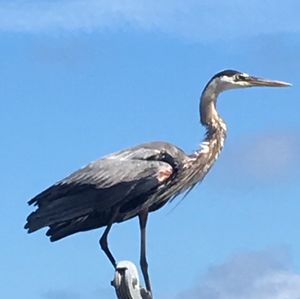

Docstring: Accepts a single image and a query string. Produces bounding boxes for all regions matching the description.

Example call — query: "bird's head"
[207,69,291,93]
[200,69,291,126]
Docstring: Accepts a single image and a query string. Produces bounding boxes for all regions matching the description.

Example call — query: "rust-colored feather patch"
[157,165,173,183]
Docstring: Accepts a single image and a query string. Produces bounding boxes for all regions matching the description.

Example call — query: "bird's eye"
[235,74,244,81]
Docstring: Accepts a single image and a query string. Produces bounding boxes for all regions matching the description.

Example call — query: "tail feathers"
[46,213,107,241]
[25,211,47,233]
[46,215,89,241]
[24,205,93,234]
[25,209,109,241]
[25,188,114,234]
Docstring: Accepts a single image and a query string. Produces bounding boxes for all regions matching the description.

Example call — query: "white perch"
[112,261,152,299]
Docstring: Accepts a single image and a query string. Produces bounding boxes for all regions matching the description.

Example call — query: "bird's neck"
[192,114,227,171]
[189,87,227,180]
[199,83,227,155]
[184,119,226,189]
[200,81,221,126]
[200,118,227,158]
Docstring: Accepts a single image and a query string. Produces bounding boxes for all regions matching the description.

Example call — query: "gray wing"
[25,144,176,237]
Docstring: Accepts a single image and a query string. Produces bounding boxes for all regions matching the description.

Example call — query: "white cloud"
[236,133,299,180]
[213,132,300,188]
[176,249,300,299]
[239,133,299,181]
[0,1,299,41]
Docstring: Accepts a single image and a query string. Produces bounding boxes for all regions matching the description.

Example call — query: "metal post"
[112,261,153,299]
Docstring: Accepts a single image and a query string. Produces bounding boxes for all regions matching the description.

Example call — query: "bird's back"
[25,141,188,241]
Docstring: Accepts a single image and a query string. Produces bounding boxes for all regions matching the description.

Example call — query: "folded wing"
[25,151,174,240]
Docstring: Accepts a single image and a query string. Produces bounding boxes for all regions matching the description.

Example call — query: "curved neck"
[187,84,227,182]
[166,82,228,197]
[200,81,221,126]
[200,81,227,144]
[200,82,227,134]
[186,120,227,189]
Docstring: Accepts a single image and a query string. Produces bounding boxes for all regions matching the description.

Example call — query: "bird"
[25,70,290,295]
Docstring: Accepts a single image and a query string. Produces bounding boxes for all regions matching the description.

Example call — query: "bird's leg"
[99,208,119,268]
[138,210,152,294]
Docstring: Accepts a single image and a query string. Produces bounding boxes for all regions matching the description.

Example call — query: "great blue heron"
[25,70,290,295]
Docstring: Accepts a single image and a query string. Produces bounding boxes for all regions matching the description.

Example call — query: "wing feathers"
[25,158,173,236]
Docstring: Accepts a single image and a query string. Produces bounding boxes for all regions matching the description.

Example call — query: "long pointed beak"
[247,76,292,87]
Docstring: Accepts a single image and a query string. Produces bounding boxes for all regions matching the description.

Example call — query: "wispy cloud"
[0,1,299,40]
[213,132,300,188]
[237,133,299,181]
[176,249,300,299]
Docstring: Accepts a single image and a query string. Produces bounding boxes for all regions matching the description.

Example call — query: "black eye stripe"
[235,74,247,81]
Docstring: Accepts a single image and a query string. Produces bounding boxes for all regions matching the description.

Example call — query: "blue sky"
[1,1,300,299]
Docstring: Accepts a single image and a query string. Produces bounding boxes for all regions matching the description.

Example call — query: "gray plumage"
[25,70,290,295]
[26,142,188,240]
